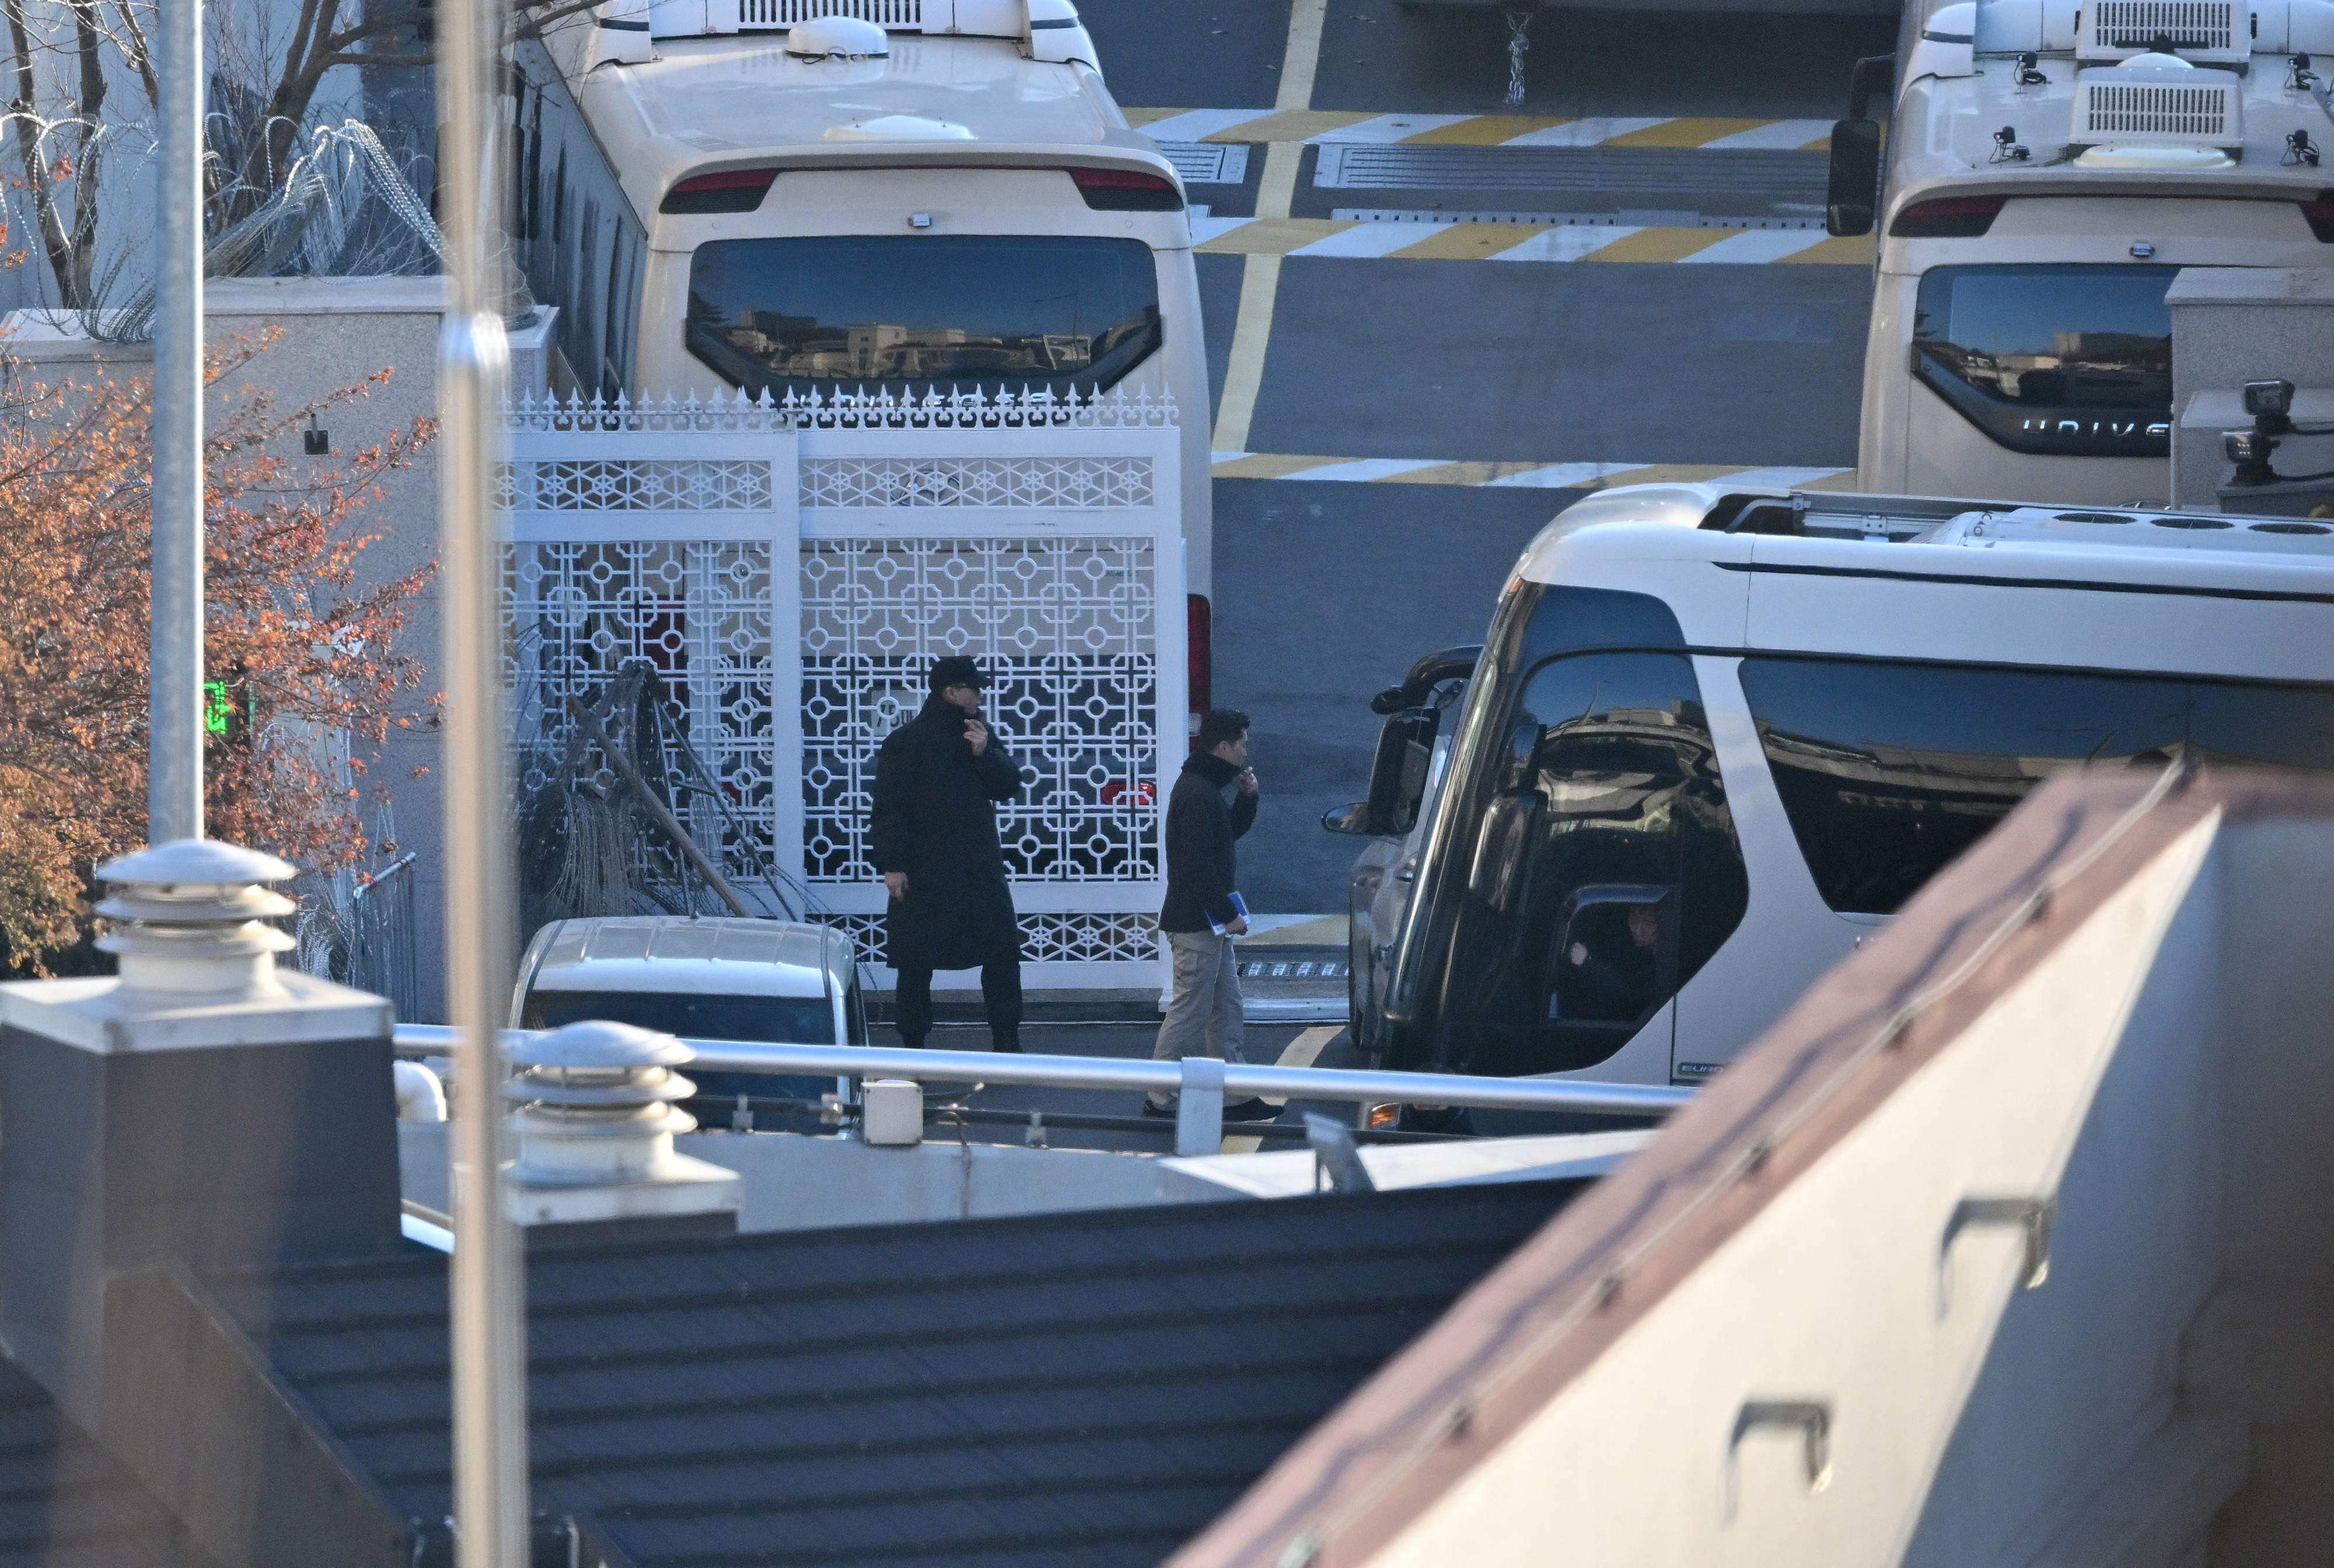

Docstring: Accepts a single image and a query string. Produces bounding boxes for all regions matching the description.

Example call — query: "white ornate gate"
[500,388,1186,989]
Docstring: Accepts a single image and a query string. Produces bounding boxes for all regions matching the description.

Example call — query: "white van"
[512,915,865,1107]
[1828,0,2334,505]
[1328,484,2334,1088]
[516,1,1219,681]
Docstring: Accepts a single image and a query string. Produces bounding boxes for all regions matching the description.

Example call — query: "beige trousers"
[1149,931,1247,1108]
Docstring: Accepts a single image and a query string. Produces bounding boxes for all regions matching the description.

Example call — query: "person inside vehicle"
[1556,902,1662,1025]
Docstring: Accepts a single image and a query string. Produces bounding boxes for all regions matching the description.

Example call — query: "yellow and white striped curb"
[1209,454,1857,490]
[1130,108,1835,152]
[1190,215,1871,265]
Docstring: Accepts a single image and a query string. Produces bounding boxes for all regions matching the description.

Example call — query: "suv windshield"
[686,235,1163,397]
[1912,263,2176,457]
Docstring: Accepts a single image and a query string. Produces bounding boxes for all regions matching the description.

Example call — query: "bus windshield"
[685,235,1163,397]
[1912,263,2176,457]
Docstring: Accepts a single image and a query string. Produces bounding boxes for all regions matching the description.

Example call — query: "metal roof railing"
[393,1025,1692,1156]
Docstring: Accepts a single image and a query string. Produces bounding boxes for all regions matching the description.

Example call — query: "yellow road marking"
[1276,0,1330,113]
[1776,233,1877,265]
[1384,222,1549,261]
[1209,456,1858,490]
[1585,226,1734,262]
[1221,1024,1347,1151]
[1209,452,1353,480]
[1132,110,1840,150]
[1197,108,1368,143]
[1210,254,1285,453]
[1379,459,1573,485]
[1209,0,1327,457]
[1197,218,1340,254]
[1407,114,1570,146]
[1604,117,1767,148]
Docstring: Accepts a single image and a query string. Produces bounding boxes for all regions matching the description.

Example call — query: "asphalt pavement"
[1079,1,1891,915]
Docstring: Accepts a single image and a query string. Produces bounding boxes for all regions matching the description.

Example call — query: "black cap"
[928,654,986,692]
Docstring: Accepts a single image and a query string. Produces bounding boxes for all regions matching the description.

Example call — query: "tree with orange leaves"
[0,330,435,974]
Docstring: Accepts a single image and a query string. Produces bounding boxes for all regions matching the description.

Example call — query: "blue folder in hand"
[1211,891,1250,938]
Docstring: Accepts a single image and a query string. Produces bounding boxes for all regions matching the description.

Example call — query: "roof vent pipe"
[93,839,298,1000]
[503,1020,742,1230]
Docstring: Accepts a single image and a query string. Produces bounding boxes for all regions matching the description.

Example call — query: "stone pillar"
[0,839,400,1425]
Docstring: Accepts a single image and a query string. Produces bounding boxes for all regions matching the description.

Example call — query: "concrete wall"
[1358,816,2227,1568]
[3,279,553,1020]
[2168,268,2334,510]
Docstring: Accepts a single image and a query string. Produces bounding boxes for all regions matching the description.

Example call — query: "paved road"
[1082,0,1892,914]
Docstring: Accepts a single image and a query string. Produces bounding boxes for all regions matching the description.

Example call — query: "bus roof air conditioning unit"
[2071,57,2246,153]
[2077,0,2249,62]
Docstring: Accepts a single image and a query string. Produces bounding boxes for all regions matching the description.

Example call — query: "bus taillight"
[1068,166,1184,212]
[661,168,779,215]
[1888,195,2004,237]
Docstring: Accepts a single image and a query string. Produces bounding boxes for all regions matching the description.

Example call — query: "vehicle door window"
[1439,651,1748,1076]
[1738,659,2334,915]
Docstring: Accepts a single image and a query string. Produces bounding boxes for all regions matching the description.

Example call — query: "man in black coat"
[1147,708,1276,1120]
[869,655,1026,1052]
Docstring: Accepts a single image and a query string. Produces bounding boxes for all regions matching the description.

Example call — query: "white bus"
[1327,483,2334,1093]
[1827,0,2334,505]
[514,1,1219,704]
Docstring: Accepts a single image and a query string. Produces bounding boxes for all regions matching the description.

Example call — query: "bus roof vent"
[1938,505,2334,553]
[782,13,890,55]
[744,0,924,27]
[2076,0,2248,62]
[2070,62,2246,147]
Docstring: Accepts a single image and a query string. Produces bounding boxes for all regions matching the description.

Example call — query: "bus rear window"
[685,235,1162,396]
[1912,264,2175,458]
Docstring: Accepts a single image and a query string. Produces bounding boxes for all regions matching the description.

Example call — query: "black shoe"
[1222,1097,1280,1122]
[991,1034,1023,1054]
[1141,1099,1175,1118]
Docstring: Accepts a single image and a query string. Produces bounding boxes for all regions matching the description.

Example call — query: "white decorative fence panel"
[500,390,1185,991]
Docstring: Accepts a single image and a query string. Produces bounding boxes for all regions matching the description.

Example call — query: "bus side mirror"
[1362,707,1439,835]
[1826,119,1881,237]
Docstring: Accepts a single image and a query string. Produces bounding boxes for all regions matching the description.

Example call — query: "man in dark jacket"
[869,654,1026,1052]
[1147,708,1276,1119]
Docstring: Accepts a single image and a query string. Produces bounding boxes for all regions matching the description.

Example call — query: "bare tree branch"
[3,1,79,306]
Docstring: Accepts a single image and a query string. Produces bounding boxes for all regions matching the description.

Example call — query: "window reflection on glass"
[1741,659,2334,915]
[684,235,1163,396]
[1441,651,1746,1076]
[519,988,855,1105]
[1913,264,2175,411]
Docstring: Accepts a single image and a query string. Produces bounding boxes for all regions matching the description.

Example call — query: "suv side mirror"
[1322,802,1375,835]
[1826,118,1881,237]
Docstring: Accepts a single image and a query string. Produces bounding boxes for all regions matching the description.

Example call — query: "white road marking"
[1276,456,1445,482]
[1697,117,1834,150]
[1288,221,1441,259]
[1676,227,1833,264]
[1486,225,1647,262]
[1503,117,1672,147]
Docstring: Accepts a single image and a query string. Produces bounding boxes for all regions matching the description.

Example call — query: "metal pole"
[149,0,204,841]
[436,0,527,1558]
